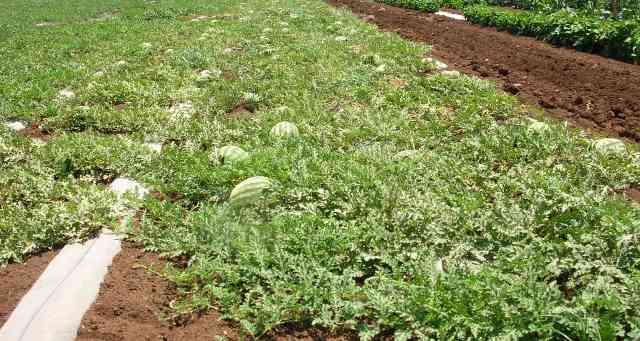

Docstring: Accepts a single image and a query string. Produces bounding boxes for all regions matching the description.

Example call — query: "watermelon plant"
[0,129,116,265]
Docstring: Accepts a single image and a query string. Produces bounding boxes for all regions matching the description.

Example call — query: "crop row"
[376,0,640,62]
[482,0,639,18]
[464,5,640,62]
[408,0,640,17]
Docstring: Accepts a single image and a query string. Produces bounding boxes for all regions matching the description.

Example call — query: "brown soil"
[623,186,640,202]
[149,191,184,203]
[76,245,238,341]
[327,0,640,141]
[78,245,352,340]
[225,103,254,119]
[112,101,128,111]
[0,250,58,328]
[18,122,52,142]
[222,69,236,80]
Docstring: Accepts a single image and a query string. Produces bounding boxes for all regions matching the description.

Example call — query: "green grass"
[2,0,640,339]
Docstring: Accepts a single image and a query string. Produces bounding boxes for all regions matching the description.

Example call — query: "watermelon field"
[1,0,640,339]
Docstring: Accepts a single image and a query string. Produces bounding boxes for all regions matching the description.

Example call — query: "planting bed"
[2,0,640,339]
[328,0,640,141]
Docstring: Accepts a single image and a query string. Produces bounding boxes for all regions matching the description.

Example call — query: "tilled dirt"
[77,244,353,340]
[0,250,58,328]
[17,122,52,142]
[76,245,237,341]
[328,0,640,141]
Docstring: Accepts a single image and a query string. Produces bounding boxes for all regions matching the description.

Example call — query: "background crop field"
[2,0,640,339]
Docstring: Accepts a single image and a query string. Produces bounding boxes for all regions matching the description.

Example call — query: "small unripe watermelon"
[229,176,273,206]
[527,119,550,133]
[594,138,626,155]
[270,121,299,138]
[424,57,448,71]
[394,149,420,160]
[219,145,249,163]
[440,70,460,77]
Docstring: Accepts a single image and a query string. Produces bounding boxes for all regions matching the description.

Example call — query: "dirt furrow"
[328,0,640,141]
[0,250,58,328]
[77,244,351,340]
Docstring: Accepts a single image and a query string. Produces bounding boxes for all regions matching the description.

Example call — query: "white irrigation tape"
[434,11,466,21]
[109,177,150,199]
[144,142,163,153]
[4,121,45,146]
[4,121,26,131]
[0,231,122,341]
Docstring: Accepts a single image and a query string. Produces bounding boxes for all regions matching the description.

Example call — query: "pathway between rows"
[328,0,640,142]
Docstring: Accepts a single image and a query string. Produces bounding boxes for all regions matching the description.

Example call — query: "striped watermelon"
[229,176,273,206]
[594,138,626,155]
[527,119,550,133]
[270,121,299,138]
[219,145,249,163]
[440,70,460,77]
[394,149,419,160]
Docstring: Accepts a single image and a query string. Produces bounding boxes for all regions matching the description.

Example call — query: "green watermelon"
[270,121,299,138]
[394,149,420,160]
[440,70,460,77]
[229,176,273,206]
[594,138,626,155]
[527,119,550,133]
[219,145,249,163]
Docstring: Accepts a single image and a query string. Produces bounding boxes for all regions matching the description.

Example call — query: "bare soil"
[17,122,53,142]
[0,250,58,328]
[226,102,254,119]
[327,0,640,141]
[149,191,185,203]
[623,186,640,202]
[76,245,237,341]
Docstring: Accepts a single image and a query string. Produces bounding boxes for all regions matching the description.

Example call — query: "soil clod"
[17,122,53,142]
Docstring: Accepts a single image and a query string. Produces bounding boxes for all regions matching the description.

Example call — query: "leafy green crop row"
[378,0,443,13]
[377,0,485,13]
[464,5,640,62]
[375,0,640,62]
[441,0,640,18]
[481,0,640,18]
